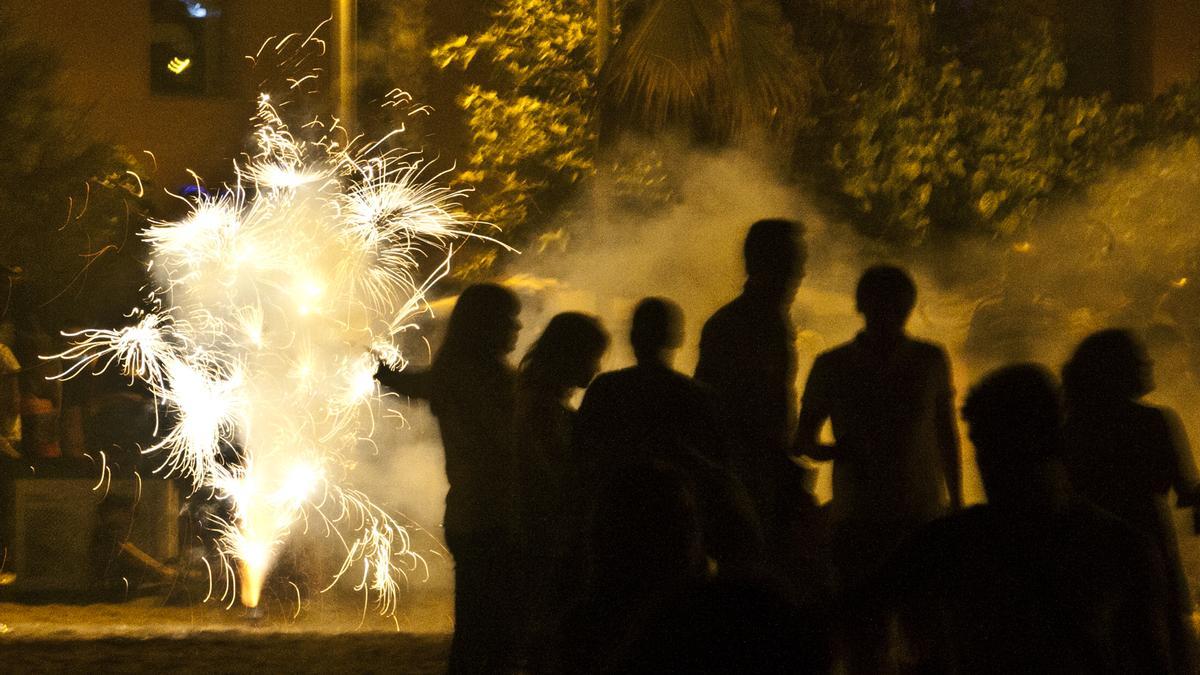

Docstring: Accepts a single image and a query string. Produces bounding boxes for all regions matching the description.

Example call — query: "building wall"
[1150,0,1200,93]
[1061,0,1200,100]
[15,1,334,203]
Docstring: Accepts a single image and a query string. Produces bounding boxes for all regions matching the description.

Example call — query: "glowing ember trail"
[52,54,493,613]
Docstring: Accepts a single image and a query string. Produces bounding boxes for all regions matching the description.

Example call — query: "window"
[150,0,224,95]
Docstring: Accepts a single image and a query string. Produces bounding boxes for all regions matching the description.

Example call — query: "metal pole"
[596,0,611,69]
[593,0,612,234]
[333,0,358,131]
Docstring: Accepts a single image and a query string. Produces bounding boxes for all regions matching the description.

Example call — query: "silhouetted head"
[856,265,916,336]
[743,219,806,297]
[630,297,684,365]
[521,312,609,390]
[962,364,1063,503]
[1062,329,1153,407]
[436,283,521,366]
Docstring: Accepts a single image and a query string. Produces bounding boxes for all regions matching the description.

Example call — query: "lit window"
[150,0,223,95]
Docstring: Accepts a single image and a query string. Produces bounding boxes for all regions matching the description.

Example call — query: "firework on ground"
[52,52,493,614]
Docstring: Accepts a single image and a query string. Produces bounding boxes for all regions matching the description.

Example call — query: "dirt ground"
[1,512,1198,674]
[0,592,454,674]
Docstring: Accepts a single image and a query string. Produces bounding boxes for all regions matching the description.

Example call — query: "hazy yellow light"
[167,57,193,75]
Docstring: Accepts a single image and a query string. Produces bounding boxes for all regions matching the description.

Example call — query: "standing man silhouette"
[578,297,727,470]
[795,265,961,672]
[578,297,765,579]
[695,219,814,532]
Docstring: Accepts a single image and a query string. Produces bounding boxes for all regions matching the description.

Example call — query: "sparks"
[52,35,501,615]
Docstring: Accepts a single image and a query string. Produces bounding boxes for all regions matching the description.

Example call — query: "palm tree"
[598,0,927,141]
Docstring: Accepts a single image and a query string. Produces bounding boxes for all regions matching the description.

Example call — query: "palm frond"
[602,0,811,139]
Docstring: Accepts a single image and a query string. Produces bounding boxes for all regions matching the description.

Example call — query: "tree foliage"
[432,0,599,257]
[428,0,1200,259]
[818,4,1197,245]
[602,0,809,140]
[0,14,146,327]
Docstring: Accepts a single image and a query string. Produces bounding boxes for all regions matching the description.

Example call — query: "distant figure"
[695,219,813,532]
[0,322,20,459]
[513,311,608,669]
[576,297,764,578]
[1061,329,1200,672]
[796,266,962,578]
[14,318,61,458]
[375,283,522,675]
[880,364,1171,672]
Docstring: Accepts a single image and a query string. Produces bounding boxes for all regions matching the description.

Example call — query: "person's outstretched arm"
[795,354,837,460]
[935,350,963,511]
[374,362,432,400]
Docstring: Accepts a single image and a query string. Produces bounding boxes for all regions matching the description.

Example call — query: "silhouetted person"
[879,364,1171,673]
[1061,329,1200,673]
[576,297,765,580]
[559,459,709,673]
[514,311,609,671]
[578,298,726,467]
[795,265,960,672]
[561,458,831,674]
[695,219,815,543]
[0,322,20,459]
[375,283,521,674]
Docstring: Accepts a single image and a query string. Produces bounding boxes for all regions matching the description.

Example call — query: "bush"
[824,16,1153,244]
[820,3,1200,247]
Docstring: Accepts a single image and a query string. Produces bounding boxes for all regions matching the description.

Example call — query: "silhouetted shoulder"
[582,368,626,396]
[806,341,855,378]
[600,365,660,387]
[1133,401,1181,430]
[696,300,742,351]
[888,500,1160,587]
[909,338,950,362]
[703,297,744,327]
[815,341,855,363]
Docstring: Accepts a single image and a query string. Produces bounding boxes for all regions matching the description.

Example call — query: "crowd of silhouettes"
[376,218,1200,674]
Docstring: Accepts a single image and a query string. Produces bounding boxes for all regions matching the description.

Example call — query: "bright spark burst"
[52,36,496,615]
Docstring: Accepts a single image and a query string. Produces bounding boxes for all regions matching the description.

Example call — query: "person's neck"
[634,351,673,370]
[742,277,793,306]
[859,327,907,351]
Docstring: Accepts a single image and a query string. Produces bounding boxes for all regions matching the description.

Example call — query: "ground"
[0,591,453,674]
[1,513,1198,673]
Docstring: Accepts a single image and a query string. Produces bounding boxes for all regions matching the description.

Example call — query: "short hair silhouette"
[962,363,1062,462]
[630,297,684,360]
[437,283,520,362]
[743,219,806,280]
[1062,329,1152,404]
[855,265,917,320]
[521,312,609,377]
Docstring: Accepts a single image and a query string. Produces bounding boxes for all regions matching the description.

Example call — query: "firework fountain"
[51,53,490,615]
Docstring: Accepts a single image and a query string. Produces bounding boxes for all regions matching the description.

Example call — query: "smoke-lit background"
[357,135,1200,597]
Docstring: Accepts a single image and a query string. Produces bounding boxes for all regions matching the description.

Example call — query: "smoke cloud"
[364,135,1200,560]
